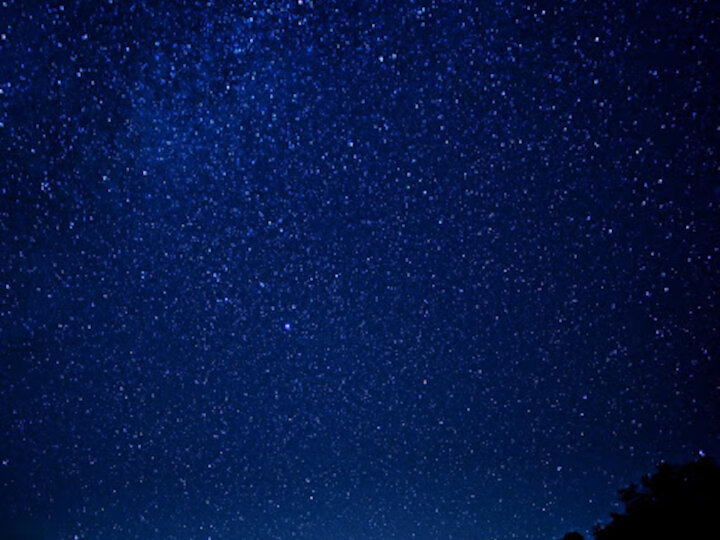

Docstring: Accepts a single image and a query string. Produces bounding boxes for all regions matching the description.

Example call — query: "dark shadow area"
[560,533,585,540]
[561,456,720,539]
[0,518,51,540]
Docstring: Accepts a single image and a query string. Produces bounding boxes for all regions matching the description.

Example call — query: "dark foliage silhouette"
[0,518,49,540]
[560,456,720,540]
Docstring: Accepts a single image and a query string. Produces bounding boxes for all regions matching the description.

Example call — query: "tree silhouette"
[560,456,720,540]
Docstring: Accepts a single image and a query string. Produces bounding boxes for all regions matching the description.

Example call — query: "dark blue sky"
[1,1,718,539]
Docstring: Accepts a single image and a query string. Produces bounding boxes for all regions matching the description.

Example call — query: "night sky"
[1,1,719,539]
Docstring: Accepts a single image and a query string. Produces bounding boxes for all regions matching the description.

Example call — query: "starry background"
[1,1,719,539]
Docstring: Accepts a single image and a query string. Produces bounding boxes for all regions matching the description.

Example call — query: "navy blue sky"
[1,1,718,539]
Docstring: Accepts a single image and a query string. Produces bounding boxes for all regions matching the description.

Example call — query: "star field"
[1,1,719,539]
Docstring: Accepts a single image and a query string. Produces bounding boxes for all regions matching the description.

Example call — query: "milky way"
[1,2,718,539]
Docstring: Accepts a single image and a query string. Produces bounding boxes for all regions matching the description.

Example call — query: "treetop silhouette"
[561,456,720,539]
